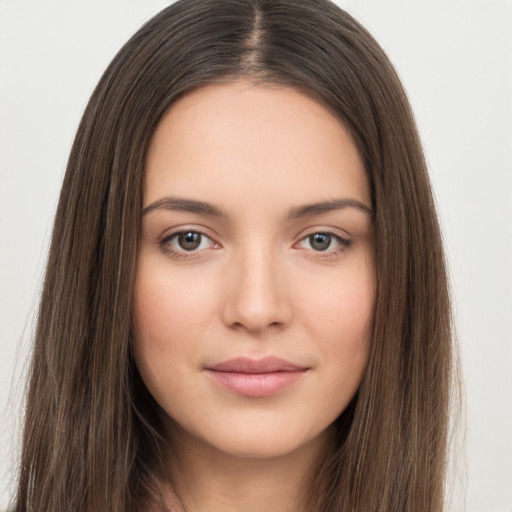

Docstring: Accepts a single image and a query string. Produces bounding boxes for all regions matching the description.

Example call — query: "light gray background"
[1,1,511,510]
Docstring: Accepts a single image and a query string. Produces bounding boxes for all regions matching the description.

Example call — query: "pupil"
[310,233,331,251]
[179,232,201,250]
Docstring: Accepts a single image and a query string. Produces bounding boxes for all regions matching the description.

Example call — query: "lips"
[204,357,308,398]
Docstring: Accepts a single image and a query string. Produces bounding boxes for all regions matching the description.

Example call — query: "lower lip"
[205,370,306,397]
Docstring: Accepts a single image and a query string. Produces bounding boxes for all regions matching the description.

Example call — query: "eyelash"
[296,231,352,257]
[158,229,352,260]
[159,228,218,260]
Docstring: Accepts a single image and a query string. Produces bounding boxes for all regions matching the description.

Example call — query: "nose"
[221,245,291,333]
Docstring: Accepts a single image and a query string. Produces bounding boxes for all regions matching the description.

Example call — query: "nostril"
[229,319,283,333]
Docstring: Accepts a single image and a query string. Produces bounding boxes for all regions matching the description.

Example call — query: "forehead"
[144,81,370,212]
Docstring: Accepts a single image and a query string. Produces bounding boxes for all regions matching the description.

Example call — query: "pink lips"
[205,357,307,398]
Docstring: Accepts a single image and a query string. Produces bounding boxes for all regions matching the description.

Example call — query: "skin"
[133,81,375,512]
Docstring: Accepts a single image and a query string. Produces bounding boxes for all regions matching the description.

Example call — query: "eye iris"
[310,233,331,251]
[178,232,201,251]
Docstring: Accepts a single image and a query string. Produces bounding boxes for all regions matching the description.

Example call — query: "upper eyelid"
[158,228,220,258]
[294,225,352,241]
[159,229,219,260]
[294,232,352,258]
[158,225,351,246]
[296,231,349,247]
[160,225,219,242]
[163,230,214,243]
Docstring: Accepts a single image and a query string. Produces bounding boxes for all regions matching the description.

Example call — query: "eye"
[175,232,204,251]
[160,230,218,257]
[307,233,332,251]
[297,231,351,254]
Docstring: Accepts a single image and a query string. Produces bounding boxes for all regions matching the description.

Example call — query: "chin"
[211,434,307,460]
[182,415,335,462]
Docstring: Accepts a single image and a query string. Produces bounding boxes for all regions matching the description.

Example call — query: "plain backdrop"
[1,1,511,510]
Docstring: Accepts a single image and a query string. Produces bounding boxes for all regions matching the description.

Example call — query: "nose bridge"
[223,239,289,332]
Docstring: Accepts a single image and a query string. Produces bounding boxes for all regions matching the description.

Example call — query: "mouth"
[204,357,308,398]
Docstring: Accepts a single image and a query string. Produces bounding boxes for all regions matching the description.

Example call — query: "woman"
[12,0,453,510]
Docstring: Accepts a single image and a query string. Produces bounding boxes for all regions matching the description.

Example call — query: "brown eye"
[160,230,217,257]
[309,233,331,251]
[296,231,351,256]
[178,232,202,251]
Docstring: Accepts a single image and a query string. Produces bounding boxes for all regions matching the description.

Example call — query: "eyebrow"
[286,198,373,219]
[142,196,373,219]
[142,196,226,217]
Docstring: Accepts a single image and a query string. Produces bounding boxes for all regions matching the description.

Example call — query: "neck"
[160,422,334,512]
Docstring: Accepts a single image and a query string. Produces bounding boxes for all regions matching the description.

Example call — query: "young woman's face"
[133,82,375,460]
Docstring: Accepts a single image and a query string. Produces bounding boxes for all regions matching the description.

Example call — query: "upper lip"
[207,356,307,374]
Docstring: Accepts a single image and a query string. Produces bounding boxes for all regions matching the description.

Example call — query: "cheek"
[131,258,216,396]
[298,257,375,391]
[302,258,375,341]
[133,257,215,348]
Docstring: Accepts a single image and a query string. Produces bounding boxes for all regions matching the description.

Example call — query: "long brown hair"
[13,1,453,510]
